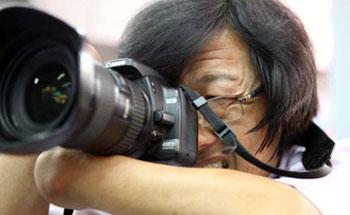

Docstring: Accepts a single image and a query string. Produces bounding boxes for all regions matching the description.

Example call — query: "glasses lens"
[25,63,72,124]
[223,102,244,123]
[199,99,243,128]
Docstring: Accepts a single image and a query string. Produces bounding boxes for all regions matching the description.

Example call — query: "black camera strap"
[180,85,333,179]
[63,208,74,215]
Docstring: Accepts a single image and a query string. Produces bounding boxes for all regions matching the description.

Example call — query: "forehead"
[199,29,249,58]
[181,29,259,96]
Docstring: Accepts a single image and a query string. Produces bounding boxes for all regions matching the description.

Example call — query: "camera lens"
[25,63,72,124]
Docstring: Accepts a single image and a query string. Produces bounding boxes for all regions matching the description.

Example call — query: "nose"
[198,126,219,152]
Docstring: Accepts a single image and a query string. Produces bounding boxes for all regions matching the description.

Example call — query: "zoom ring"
[116,83,146,154]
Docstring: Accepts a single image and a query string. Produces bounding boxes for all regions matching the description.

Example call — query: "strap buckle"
[217,125,237,154]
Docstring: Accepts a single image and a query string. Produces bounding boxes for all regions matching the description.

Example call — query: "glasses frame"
[199,86,264,127]
[206,85,264,104]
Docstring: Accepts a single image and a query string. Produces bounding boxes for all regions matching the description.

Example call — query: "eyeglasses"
[199,86,264,127]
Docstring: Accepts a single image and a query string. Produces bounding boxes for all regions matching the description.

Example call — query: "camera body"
[103,59,198,165]
[0,3,197,166]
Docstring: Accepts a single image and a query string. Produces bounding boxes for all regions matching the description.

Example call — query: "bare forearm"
[0,154,49,214]
[34,148,319,215]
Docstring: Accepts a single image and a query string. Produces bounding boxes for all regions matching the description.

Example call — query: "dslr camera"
[0,2,197,166]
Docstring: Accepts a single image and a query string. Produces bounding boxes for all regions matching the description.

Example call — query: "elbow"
[34,168,67,204]
[278,185,321,215]
[292,189,321,215]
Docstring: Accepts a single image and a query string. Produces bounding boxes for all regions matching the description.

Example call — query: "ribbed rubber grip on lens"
[116,83,146,154]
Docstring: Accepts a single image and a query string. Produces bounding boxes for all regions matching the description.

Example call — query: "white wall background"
[31,0,154,46]
[30,0,333,69]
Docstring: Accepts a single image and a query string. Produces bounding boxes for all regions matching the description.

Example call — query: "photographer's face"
[181,29,279,176]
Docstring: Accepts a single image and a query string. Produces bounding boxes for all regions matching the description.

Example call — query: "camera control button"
[154,110,175,127]
[151,130,162,140]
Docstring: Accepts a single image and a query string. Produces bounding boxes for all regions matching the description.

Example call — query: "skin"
[0,154,48,214]
[0,29,320,214]
[34,148,317,215]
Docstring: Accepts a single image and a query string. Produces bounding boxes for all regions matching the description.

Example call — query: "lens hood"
[0,2,82,153]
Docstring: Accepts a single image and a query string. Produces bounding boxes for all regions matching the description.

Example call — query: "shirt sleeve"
[49,204,110,215]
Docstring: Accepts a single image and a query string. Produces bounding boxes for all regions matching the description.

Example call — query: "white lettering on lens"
[123,98,130,119]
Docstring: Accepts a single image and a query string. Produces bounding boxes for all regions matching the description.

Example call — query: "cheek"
[236,130,267,152]
[233,99,267,148]
[228,117,267,152]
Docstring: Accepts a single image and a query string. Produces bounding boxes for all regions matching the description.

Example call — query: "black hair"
[117,0,318,155]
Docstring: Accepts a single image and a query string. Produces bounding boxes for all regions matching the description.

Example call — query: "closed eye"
[206,95,237,102]
[204,95,216,100]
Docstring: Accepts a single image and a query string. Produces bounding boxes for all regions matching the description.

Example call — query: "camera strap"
[63,208,73,215]
[180,85,332,179]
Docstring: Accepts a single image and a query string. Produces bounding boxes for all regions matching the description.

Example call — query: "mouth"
[195,155,231,169]
[203,160,230,169]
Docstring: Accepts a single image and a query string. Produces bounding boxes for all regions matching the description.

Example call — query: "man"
[1,0,331,214]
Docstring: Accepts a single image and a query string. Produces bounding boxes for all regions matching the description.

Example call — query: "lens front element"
[25,64,72,124]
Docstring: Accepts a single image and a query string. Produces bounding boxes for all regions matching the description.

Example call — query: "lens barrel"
[0,6,152,156]
[0,5,197,167]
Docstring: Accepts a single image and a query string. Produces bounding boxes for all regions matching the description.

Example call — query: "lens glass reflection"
[25,64,72,124]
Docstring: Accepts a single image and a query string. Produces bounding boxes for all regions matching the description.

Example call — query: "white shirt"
[49,205,108,215]
[276,138,350,215]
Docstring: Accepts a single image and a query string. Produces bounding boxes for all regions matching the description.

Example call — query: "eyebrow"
[198,73,237,84]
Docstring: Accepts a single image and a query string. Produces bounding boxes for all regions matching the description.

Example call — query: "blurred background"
[27,0,349,140]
